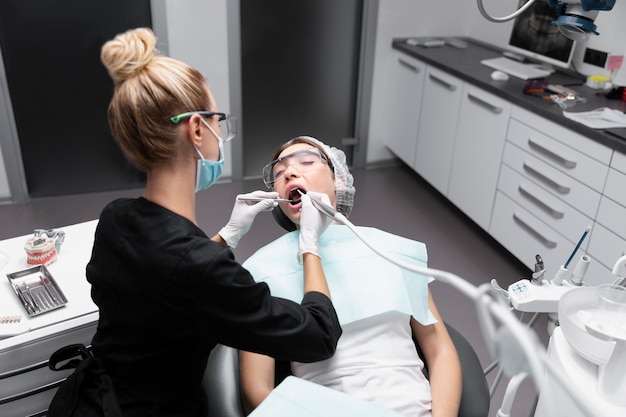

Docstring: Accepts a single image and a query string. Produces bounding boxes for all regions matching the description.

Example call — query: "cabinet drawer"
[507,119,609,192]
[596,195,626,238]
[497,164,592,244]
[587,222,626,272]
[0,321,97,417]
[502,142,601,218]
[611,150,626,174]
[603,166,626,207]
[510,105,612,164]
[490,191,586,280]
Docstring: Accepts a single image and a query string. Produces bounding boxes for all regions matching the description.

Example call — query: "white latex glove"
[298,192,333,263]
[219,190,278,248]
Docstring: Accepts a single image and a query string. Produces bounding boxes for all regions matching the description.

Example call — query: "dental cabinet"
[587,151,626,284]
[0,220,99,417]
[448,84,511,231]
[414,65,463,195]
[387,51,427,168]
[491,107,611,284]
[389,38,626,284]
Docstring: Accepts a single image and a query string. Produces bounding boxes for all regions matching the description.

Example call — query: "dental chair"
[202,322,490,417]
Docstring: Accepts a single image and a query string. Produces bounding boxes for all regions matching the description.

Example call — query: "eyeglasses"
[263,148,331,188]
[169,111,238,142]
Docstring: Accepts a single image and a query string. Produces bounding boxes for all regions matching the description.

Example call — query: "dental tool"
[569,255,590,286]
[237,197,293,204]
[531,254,545,285]
[298,190,344,221]
[553,226,591,286]
[565,226,590,269]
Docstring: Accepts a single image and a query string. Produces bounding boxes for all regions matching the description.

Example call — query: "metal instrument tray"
[6,265,68,317]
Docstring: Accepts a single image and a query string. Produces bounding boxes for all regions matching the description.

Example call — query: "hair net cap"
[298,136,355,217]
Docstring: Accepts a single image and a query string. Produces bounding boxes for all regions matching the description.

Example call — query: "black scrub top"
[86,197,341,416]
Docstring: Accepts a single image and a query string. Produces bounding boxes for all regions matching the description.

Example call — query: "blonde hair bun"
[101,27,157,84]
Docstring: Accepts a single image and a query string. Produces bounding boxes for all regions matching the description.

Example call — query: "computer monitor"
[507,0,575,69]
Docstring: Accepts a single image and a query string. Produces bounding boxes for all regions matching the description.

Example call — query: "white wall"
[0,146,10,199]
[573,0,626,85]
[366,0,474,164]
[0,46,17,201]
[163,0,233,177]
[466,0,517,45]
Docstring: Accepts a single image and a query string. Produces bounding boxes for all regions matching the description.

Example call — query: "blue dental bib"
[243,225,435,325]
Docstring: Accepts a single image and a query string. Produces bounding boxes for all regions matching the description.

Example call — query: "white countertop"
[0,220,100,352]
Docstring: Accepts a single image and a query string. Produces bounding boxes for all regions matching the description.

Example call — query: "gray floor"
[0,162,548,417]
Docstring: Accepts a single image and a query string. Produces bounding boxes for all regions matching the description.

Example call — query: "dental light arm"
[477,0,540,22]
[305,191,602,417]
[477,0,617,41]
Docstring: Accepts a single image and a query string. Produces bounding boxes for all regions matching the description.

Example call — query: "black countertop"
[392,37,626,155]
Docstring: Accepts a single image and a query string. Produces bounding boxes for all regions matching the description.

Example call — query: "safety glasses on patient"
[170,111,237,142]
[263,148,333,189]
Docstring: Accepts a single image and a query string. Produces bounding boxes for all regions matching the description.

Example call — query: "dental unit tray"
[6,265,68,317]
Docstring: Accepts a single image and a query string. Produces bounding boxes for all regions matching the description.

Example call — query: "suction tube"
[304,192,602,417]
[305,195,541,374]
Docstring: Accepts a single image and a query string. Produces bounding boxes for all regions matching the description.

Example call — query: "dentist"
[47,28,340,417]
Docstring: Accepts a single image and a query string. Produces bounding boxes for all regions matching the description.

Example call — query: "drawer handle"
[522,162,571,194]
[518,184,564,219]
[429,74,457,91]
[512,211,557,248]
[0,379,64,405]
[398,58,421,73]
[527,138,577,169]
[467,93,503,114]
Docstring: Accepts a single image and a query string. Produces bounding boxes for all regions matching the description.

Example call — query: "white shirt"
[292,311,432,417]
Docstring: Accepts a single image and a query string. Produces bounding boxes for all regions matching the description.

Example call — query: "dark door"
[0,0,151,197]
[240,0,362,178]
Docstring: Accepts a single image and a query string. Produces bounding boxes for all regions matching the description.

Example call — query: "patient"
[239,136,462,417]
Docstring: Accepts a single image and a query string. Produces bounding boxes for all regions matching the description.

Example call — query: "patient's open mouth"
[288,188,305,205]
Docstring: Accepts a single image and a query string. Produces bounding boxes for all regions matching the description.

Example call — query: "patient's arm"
[240,351,276,415]
[411,290,462,417]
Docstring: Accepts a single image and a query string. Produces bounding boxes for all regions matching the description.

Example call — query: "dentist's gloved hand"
[219,190,278,248]
[298,192,332,263]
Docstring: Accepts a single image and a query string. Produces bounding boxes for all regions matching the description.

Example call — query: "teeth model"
[24,237,58,266]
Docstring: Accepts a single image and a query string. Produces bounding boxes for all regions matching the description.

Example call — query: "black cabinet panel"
[0,0,151,197]
[241,0,362,177]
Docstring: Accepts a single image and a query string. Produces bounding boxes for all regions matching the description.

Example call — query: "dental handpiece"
[298,190,346,222]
